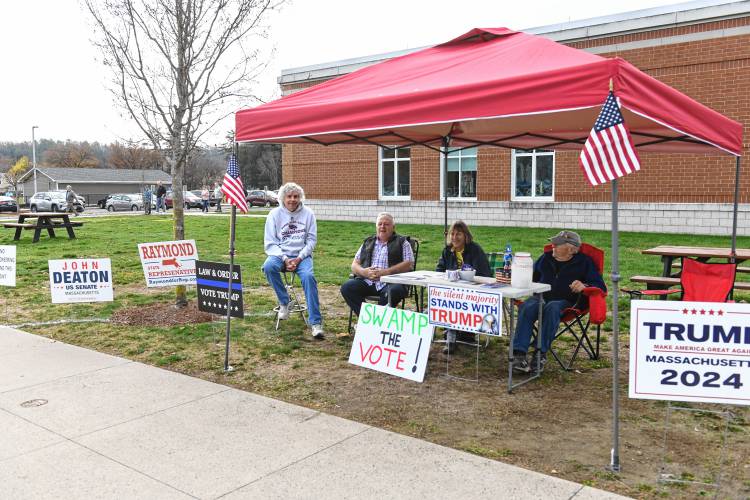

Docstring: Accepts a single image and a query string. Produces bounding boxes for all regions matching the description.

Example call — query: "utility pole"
[32,126,39,195]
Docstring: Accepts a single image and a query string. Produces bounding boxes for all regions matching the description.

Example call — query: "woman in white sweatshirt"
[262,182,323,338]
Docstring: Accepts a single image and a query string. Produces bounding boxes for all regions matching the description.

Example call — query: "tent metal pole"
[442,136,450,235]
[731,155,741,261]
[609,178,621,473]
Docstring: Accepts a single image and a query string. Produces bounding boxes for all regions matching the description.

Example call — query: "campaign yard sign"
[48,259,113,303]
[349,303,434,382]
[138,240,198,287]
[427,285,502,336]
[0,245,16,287]
[196,261,243,318]
[630,300,750,406]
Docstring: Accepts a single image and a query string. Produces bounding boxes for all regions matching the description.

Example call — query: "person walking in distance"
[214,182,223,212]
[155,181,167,213]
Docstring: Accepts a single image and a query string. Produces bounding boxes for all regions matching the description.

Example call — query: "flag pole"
[224,144,239,372]
[607,77,621,473]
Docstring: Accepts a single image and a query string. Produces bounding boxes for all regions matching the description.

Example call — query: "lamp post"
[31,126,38,195]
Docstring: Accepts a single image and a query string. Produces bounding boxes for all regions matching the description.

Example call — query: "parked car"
[106,194,147,212]
[165,190,202,209]
[29,191,84,213]
[0,196,18,212]
[246,189,278,207]
[97,195,114,209]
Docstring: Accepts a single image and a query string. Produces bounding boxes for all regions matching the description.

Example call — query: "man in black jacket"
[512,230,606,373]
[340,213,414,315]
[155,181,167,213]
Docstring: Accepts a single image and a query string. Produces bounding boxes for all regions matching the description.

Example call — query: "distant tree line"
[0,139,281,191]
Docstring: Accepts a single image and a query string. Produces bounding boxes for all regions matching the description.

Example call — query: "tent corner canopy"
[236,28,743,156]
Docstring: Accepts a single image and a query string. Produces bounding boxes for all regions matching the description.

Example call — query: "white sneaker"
[278,304,289,320]
[311,324,324,339]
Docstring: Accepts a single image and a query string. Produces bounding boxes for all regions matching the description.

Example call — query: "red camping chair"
[529,243,608,371]
[626,258,736,302]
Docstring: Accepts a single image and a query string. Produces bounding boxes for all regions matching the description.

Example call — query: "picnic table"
[631,245,750,292]
[3,212,84,243]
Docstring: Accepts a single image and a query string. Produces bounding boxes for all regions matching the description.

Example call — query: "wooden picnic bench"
[629,275,750,291]
[3,212,84,243]
[632,246,750,298]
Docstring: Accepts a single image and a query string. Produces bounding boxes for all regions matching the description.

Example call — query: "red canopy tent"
[235,27,743,471]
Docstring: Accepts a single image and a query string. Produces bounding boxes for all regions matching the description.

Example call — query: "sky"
[0,0,693,146]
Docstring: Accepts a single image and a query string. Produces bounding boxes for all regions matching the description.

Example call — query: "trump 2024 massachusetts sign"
[138,240,198,287]
[629,300,750,406]
[48,259,113,303]
[348,303,434,382]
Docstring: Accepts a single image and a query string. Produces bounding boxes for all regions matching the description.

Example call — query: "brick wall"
[280,16,750,232]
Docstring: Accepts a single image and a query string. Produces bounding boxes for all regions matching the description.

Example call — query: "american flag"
[222,154,249,213]
[579,92,641,186]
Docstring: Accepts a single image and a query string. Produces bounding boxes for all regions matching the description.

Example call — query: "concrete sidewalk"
[0,327,628,499]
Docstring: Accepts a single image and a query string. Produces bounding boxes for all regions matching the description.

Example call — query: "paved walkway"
[0,327,628,499]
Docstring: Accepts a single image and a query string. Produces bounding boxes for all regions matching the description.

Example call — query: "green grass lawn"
[4,213,750,323]
[4,214,749,498]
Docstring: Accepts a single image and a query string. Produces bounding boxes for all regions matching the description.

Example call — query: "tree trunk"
[170,149,188,307]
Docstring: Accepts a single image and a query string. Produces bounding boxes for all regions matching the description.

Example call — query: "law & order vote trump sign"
[48,258,113,303]
[138,240,198,287]
[349,303,434,382]
[630,300,750,406]
[427,285,502,336]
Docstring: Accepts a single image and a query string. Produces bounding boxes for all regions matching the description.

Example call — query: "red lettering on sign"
[368,345,383,364]
[383,347,397,366]
[396,351,406,371]
[358,342,373,362]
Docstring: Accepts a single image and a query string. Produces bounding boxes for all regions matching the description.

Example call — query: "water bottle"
[511,252,534,289]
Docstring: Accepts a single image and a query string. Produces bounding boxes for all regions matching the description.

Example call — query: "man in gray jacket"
[262,182,323,338]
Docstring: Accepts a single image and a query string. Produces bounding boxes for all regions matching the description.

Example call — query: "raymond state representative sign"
[196,261,243,318]
[349,303,434,382]
[630,300,750,406]
[138,240,198,287]
[48,259,113,303]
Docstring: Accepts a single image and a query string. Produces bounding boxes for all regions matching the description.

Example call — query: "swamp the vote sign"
[630,300,750,406]
[48,258,113,303]
[349,303,434,382]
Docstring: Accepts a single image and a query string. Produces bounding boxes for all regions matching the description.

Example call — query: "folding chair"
[526,243,607,371]
[625,257,736,302]
[347,237,420,334]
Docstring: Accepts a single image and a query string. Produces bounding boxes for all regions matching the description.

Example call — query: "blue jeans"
[512,296,573,354]
[262,255,321,326]
[156,196,165,212]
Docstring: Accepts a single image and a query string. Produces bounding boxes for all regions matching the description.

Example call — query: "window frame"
[378,146,411,200]
[510,149,555,202]
[439,146,478,201]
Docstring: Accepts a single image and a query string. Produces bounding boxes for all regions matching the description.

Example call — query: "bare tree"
[86,0,283,306]
[44,142,100,168]
[109,142,162,169]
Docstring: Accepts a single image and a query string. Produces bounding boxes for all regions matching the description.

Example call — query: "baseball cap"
[549,230,581,247]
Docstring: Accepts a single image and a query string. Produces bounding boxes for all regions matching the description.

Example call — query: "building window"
[441,147,477,199]
[379,147,410,199]
[511,149,554,201]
